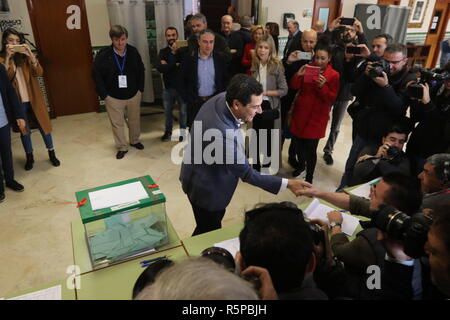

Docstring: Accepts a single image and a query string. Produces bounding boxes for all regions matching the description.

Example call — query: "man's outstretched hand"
[287,179,312,196]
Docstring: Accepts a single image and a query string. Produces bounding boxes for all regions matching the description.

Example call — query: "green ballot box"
[75,176,169,269]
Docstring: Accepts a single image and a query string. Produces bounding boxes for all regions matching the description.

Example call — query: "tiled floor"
[0,105,353,297]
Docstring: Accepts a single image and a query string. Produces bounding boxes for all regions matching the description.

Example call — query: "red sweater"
[241,41,256,75]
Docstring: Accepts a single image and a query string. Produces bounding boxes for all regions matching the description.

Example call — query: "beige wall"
[401,0,437,33]
[85,0,111,47]
[0,0,34,43]
[341,0,377,18]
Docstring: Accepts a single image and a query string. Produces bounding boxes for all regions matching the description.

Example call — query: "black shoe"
[161,132,172,142]
[288,157,300,169]
[25,152,34,171]
[130,142,144,150]
[292,168,304,177]
[5,180,25,192]
[0,192,5,203]
[48,149,60,167]
[116,150,128,159]
[323,153,334,165]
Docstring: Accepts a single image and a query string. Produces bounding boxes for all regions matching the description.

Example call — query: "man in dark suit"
[282,20,302,64]
[178,29,227,128]
[0,64,26,202]
[219,14,244,78]
[180,74,312,235]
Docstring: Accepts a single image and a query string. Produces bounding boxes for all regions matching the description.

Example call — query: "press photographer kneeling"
[406,64,450,175]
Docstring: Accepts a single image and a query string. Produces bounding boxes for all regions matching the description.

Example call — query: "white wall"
[0,0,35,43]
[341,0,377,18]
[85,0,111,47]
[261,0,314,37]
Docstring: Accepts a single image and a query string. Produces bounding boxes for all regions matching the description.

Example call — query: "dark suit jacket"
[178,51,227,106]
[282,30,302,63]
[180,92,283,211]
[0,64,24,124]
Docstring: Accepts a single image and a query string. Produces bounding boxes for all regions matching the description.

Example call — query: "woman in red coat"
[289,45,339,183]
[241,25,265,74]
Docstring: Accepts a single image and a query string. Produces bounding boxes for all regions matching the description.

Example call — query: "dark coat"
[0,64,24,124]
[282,30,302,63]
[352,66,416,144]
[178,50,227,106]
[155,46,181,90]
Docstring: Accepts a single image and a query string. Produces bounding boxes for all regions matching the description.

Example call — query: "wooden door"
[378,0,401,5]
[312,0,343,31]
[200,0,231,33]
[424,0,450,68]
[27,0,98,116]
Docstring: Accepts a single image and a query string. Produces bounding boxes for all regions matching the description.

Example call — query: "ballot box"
[75,176,168,269]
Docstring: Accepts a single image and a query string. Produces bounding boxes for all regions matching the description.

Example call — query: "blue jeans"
[337,135,370,190]
[163,88,187,133]
[20,102,54,153]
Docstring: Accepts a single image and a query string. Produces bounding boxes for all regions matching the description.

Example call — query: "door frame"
[312,0,343,29]
[426,1,450,68]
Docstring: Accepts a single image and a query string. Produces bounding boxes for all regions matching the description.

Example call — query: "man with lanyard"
[93,25,145,159]
[418,153,450,211]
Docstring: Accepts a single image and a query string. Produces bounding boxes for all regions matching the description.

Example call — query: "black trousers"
[252,100,274,169]
[187,98,210,128]
[0,124,14,192]
[294,137,319,183]
[189,198,226,236]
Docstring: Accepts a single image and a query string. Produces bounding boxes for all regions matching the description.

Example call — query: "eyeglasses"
[384,58,405,65]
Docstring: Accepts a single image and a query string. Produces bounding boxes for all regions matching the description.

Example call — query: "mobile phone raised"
[346,46,362,54]
[297,51,312,60]
[340,17,355,26]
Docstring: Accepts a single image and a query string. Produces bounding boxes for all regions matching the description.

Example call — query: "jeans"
[337,135,370,190]
[323,100,350,155]
[163,88,187,133]
[20,102,53,153]
[0,124,14,187]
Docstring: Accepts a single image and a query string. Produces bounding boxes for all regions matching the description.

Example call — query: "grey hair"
[288,20,299,29]
[427,153,450,181]
[192,13,207,24]
[135,257,259,300]
[240,15,253,28]
[198,29,215,40]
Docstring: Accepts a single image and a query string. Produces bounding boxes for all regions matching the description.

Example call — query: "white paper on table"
[348,177,382,199]
[8,285,61,300]
[214,237,240,259]
[304,199,360,236]
[89,182,149,211]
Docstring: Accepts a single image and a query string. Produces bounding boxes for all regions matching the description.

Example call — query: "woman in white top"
[250,37,288,172]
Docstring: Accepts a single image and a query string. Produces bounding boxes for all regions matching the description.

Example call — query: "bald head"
[221,15,233,35]
[313,20,325,33]
[301,29,317,52]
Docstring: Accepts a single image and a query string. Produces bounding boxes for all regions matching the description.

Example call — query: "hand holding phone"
[346,46,362,55]
[340,17,355,26]
[11,45,27,53]
[304,65,321,83]
[297,51,312,60]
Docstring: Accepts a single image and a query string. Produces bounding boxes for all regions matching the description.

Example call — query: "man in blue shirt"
[178,29,227,128]
[0,64,26,202]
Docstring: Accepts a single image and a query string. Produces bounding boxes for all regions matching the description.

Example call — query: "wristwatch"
[330,222,342,228]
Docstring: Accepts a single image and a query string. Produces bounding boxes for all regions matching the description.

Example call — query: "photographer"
[338,43,416,190]
[237,202,328,300]
[299,173,422,299]
[321,17,368,166]
[406,64,450,175]
[350,124,411,186]
[372,201,450,300]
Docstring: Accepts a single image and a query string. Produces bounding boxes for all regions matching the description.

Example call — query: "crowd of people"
[0,9,449,301]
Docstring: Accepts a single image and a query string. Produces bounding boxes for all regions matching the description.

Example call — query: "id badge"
[118,75,127,88]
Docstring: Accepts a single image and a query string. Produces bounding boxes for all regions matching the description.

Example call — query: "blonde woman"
[250,38,287,171]
[241,25,275,74]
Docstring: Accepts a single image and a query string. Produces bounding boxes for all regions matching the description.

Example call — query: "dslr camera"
[368,60,390,78]
[369,205,433,258]
[407,68,450,99]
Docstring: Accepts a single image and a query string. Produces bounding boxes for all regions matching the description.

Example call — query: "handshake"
[287,179,314,196]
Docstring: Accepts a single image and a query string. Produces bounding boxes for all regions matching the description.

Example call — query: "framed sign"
[408,0,430,28]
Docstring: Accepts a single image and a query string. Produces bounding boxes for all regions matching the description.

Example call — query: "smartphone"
[11,45,26,53]
[346,46,362,54]
[297,51,312,60]
[304,65,321,83]
[340,17,355,26]
[175,40,188,48]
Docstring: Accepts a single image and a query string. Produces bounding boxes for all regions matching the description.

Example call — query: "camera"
[370,205,433,258]
[368,60,390,78]
[386,146,402,159]
[407,68,450,99]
